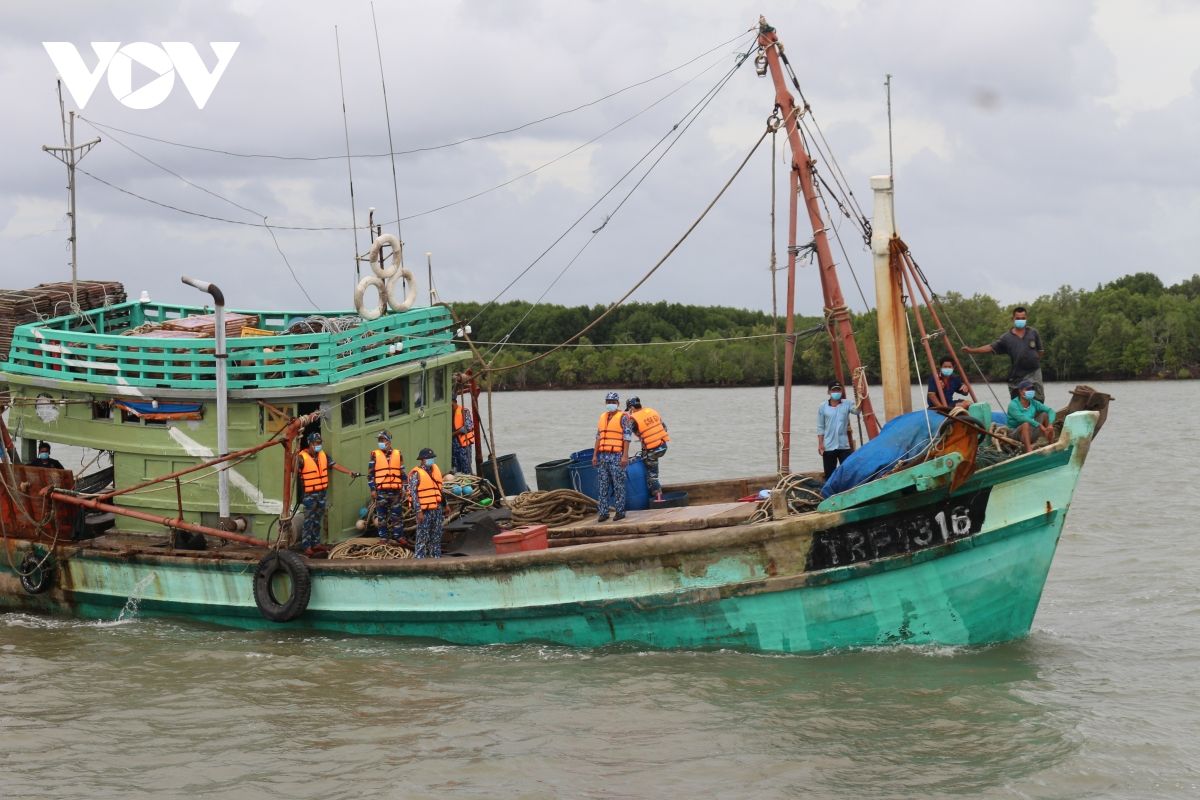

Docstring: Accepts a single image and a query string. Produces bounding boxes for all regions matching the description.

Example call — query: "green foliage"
[452,274,1200,389]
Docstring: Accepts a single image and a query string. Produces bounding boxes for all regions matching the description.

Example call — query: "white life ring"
[369,233,403,280]
[354,275,387,320]
[385,270,417,313]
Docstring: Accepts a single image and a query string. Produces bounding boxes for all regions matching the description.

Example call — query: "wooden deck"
[548,501,757,546]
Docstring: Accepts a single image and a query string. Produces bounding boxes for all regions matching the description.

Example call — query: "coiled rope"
[509,489,598,528]
[749,474,825,523]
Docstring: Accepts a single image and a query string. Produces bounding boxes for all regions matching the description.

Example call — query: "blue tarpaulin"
[822,410,945,498]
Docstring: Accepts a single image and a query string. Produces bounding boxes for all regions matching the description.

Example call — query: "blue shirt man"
[816,381,861,478]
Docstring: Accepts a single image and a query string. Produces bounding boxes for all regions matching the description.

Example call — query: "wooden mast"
[871,176,912,420]
[758,17,880,473]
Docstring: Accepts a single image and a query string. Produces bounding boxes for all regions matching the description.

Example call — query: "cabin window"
[339,392,357,427]
[120,407,140,424]
[413,372,426,409]
[363,384,384,424]
[432,368,446,403]
[388,376,409,416]
[92,400,112,420]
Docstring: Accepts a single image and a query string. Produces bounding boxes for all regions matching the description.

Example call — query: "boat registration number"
[807,489,990,570]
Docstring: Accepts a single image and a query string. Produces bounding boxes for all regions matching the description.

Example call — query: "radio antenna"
[335,25,362,281]
[370,2,404,245]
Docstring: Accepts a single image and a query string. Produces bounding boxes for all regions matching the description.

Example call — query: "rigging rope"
[478,126,772,374]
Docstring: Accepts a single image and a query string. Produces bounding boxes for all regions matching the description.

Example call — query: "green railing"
[3,301,458,390]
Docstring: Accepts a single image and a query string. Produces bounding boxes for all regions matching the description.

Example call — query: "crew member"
[31,441,65,470]
[592,391,631,522]
[409,447,447,558]
[1006,379,1057,453]
[451,395,475,475]
[626,396,669,502]
[296,431,359,554]
[367,429,406,543]
[816,381,861,479]
[962,306,1046,402]
[927,356,971,411]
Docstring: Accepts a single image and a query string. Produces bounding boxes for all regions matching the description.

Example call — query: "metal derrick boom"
[757,17,880,472]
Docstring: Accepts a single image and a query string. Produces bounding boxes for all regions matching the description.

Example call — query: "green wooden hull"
[0,413,1098,654]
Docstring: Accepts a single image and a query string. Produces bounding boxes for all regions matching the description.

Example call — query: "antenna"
[335,25,362,284]
[43,80,100,313]
[370,2,404,245]
[885,73,894,183]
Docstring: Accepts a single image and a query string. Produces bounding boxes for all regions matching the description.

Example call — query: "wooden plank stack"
[162,311,258,338]
[0,281,126,363]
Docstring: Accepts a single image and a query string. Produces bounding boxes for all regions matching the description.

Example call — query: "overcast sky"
[1,0,1197,324]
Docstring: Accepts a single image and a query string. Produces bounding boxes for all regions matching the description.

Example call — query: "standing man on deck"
[296,431,360,555]
[626,396,670,502]
[367,429,406,544]
[962,306,1045,402]
[409,447,447,558]
[451,392,475,475]
[592,391,632,522]
[816,381,861,479]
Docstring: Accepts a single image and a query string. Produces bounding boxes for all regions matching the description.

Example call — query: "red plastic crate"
[493,524,549,554]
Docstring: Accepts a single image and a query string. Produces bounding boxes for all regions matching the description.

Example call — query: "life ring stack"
[354,234,417,320]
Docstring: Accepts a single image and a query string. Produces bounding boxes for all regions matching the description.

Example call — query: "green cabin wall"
[5,354,468,542]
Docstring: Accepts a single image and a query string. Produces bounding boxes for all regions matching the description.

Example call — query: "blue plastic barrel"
[624,457,649,511]
[482,453,529,496]
[568,459,599,499]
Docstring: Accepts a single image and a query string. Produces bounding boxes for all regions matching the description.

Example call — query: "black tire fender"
[252,550,312,622]
[19,551,56,595]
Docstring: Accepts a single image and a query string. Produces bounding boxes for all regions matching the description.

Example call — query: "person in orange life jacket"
[451,396,475,475]
[816,381,861,479]
[625,396,669,502]
[927,356,971,411]
[408,447,446,558]
[367,429,406,543]
[31,441,65,470]
[592,391,632,522]
[296,431,360,553]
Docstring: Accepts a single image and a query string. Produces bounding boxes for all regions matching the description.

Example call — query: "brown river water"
[2,381,1197,799]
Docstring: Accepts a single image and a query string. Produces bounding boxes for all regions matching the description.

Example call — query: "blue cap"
[605,391,619,403]
[306,431,322,444]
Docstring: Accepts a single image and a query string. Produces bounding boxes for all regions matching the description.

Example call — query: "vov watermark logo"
[42,42,239,110]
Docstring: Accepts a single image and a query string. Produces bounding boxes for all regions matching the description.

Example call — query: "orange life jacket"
[596,411,627,454]
[630,407,669,449]
[453,404,475,448]
[411,464,444,510]
[299,450,329,493]
[372,448,405,490]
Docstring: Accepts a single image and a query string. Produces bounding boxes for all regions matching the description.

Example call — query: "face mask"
[1014,319,1027,329]
[829,392,842,401]
[425,458,435,467]
[313,444,323,453]
[606,403,618,412]
[38,452,49,460]
[941,367,953,377]
[377,441,388,449]
[1023,390,1036,400]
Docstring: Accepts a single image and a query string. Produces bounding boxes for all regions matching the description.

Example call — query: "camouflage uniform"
[367,448,406,542]
[595,411,633,516]
[641,443,669,495]
[451,406,474,475]
[299,490,326,549]
[408,466,445,559]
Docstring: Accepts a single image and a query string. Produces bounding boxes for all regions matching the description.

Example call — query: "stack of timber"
[162,311,258,338]
[0,280,126,364]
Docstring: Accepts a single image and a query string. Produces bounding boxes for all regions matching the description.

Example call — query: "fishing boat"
[0,17,1110,653]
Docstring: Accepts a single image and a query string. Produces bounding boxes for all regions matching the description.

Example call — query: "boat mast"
[757,18,880,472]
[42,82,99,313]
[870,175,912,420]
